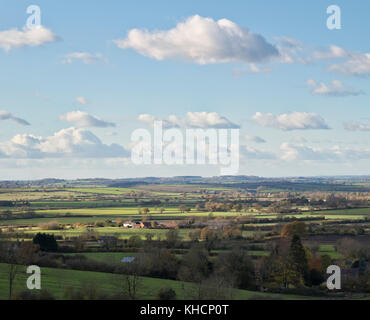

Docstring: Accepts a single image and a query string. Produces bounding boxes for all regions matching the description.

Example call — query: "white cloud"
[63,52,106,64]
[244,135,266,143]
[280,143,331,161]
[60,111,115,128]
[328,52,370,76]
[0,127,128,159]
[138,112,239,129]
[313,45,348,60]
[280,142,370,161]
[276,37,303,51]
[0,25,57,51]
[0,110,30,126]
[306,79,363,97]
[114,15,279,64]
[181,112,239,128]
[253,112,330,131]
[275,37,311,64]
[314,45,370,76]
[76,96,88,106]
[137,114,157,126]
[344,121,370,131]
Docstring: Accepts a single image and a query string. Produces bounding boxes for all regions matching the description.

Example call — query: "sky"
[0,0,370,180]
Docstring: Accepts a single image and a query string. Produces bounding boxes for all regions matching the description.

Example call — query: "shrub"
[128,235,143,248]
[39,220,62,231]
[13,290,55,300]
[249,294,284,300]
[157,287,177,300]
[63,283,105,300]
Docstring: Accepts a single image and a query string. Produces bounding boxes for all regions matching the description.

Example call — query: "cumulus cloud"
[306,79,363,97]
[314,45,370,76]
[328,53,370,76]
[275,37,311,64]
[76,96,88,105]
[138,112,239,129]
[60,111,115,128]
[137,114,157,126]
[0,127,128,159]
[344,121,370,131]
[313,45,348,60]
[244,135,266,143]
[63,52,106,64]
[0,110,30,126]
[180,112,239,128]
[253,112,330,131]
[280,143,332,161]
[114,15,279,65]
[280,142,370,161]
[0,25,58,51]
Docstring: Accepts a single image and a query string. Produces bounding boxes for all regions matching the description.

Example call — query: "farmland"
[1,176,370,300]
[0,263,313,300]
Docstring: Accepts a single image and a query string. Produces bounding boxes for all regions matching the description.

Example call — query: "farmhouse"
[130,221,153,229]
[123,222,133,228]
[132,221,145,229]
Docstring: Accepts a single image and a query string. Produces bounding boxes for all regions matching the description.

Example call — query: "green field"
[0,263,307,300]
[67,250,271,264]
[22,226,193,240]
[318,245,342,259]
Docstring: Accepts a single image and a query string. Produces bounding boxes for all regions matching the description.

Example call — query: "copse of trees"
[259,235,325,290]
[214,246,255,290]
[0,201,16,207]
[33,233,58,252]
[336,237,370,260]
[134,247,179,279]
[177,244,212,283]
[166,229,180,248]
[281,221,307,238]
[188,226,243,245]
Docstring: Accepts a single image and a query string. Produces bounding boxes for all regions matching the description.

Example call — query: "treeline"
[0,201,16,207]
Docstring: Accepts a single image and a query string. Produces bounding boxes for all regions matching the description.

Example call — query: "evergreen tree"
[289,234,308,284]
[33,233,58,252]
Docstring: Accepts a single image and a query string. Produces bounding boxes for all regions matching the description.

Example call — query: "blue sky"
[0,1,369,179]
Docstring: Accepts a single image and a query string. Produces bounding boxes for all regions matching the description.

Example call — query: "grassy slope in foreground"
[0,263,307,300]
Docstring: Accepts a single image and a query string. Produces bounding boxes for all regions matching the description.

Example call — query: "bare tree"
[121,274,141,300]
[118,261,142,300]
[2,243,21,299]
[8,263,19,299]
